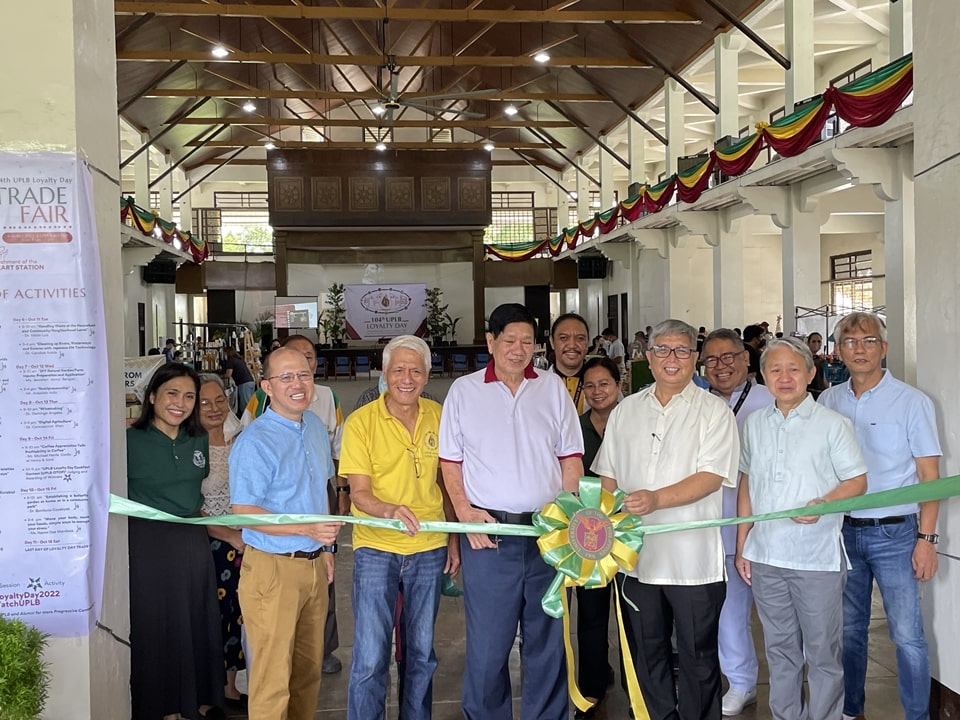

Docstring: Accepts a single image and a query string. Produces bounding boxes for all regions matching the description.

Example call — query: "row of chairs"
[431,352,489,376]
[317,356,372,380]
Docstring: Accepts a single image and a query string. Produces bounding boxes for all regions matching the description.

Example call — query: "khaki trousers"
[239,547,330,720]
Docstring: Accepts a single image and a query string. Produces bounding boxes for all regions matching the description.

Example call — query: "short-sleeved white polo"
[439,363,584,513]
[592,381,739,585]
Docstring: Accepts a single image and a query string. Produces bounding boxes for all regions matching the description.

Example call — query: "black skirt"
[129,517,225,720]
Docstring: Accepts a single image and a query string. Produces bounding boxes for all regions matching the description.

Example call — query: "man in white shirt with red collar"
[440,303,584,720]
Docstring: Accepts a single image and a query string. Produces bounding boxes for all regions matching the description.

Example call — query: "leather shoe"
[574,702,599,719]
[322,653,342,674]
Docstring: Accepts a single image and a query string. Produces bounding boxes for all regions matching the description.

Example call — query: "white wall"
[743,233,784,328]
[122,272,177,356]
[669,236,715,327]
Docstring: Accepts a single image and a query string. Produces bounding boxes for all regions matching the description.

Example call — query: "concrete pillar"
[134,132,149,206]
[664,79,685,176]
[157,153,173,220]
[0,1,129,718]
[177,168,192,231]
[576,155,590,223]
[714,34,741,142]
[881,147,916,383]
[712,223,746,329]
[556,172,569,232]
[890,0,912,60]
[780,203,821,335]
[914,2,960,699]
[785,0,815,111]
[599,134,615,210]
[628,119,647,186]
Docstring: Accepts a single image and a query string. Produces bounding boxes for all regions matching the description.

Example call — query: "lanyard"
[731,380,752,416]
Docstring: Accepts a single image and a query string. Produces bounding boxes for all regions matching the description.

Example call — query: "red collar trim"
[483,358,538,383]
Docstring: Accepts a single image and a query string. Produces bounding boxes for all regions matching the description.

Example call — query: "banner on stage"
[0,152,110,636]
[344,283,427,340]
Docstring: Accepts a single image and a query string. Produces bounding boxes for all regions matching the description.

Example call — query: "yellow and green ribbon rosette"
[533,476,650,720]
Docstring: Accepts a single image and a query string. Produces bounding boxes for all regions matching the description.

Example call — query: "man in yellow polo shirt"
[339,335,459,720]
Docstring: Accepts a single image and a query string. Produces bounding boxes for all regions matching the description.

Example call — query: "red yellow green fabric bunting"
[485,54,913,262]
[120,196,208,264]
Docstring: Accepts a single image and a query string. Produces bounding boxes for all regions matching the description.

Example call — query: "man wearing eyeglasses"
[229,347,344,720]
[700,329,775,716]
[819,312,942,720]
[339,335,458,720]
[593,318,739,720]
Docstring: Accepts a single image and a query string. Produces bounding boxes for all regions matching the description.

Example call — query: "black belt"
[477,506,536,526]
[843,515,908,527]
[264,545,337,560]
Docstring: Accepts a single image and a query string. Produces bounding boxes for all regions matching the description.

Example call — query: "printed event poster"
[0,152,109,636]
[344,283,427,340]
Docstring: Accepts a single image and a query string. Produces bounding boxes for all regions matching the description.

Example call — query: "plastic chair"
[452,353,469,375]
[315,356,327,379]
[334,356,352,379]
[355,355,372,379]
[431,353,445,376]
[475,352,490,370]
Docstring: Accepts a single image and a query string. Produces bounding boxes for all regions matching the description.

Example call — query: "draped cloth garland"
[487,53,914,262]
[120,196,209,263]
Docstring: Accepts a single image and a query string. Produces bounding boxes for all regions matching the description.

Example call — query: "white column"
[556,172,569,233]
[0,1,129,718]
[628,119,647,186]
[882,147,916,383]
[157,153,173,220]
[599,134,615,210]
[576,155,590,222]
[914,1,960,698]
[664,79,685,176]
[781,198,821,335]
[712,223,745,328]
[134,132,149,207]
[890,0,913,60]
[714,34,740,141]
[177,169,192,230]
[785,0,815,111]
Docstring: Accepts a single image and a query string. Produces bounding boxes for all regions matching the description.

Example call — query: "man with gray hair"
[593,318,739,720]
[819,312,941,720]
[737,337,867,720]
[339,335,458,720]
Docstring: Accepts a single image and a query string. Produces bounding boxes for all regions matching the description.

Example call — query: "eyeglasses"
[407,448,422,479]
[264,371,314,384]
[702,351,742,369]
[650,345,695,360]
[583,380,616,391]
[199,397,229,407]
[839,336,882,349]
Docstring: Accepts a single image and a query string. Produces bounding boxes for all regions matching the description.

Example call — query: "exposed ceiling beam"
[115,3,700,24]
[569,66,666,144]
[117,50,653,69]
[544,100,629,169]
[183,157,559,168]
[149,123,231,188]
[118,60,188,113]
[186,140,558,149]
[116,12,155,45]
[121,97,211,168]
[146,88,608,102]
[701,0,789,69]
[173,146,248,202]
[174,117,576,128]
[822,0,888,34]
[526,127,600,185]
[512,150,576,200]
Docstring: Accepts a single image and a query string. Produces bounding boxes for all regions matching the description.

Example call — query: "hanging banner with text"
[0,152,110,636]
[344,283,427,340]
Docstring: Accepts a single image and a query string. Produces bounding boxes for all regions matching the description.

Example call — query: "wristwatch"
[319,544,338,554]
[917,532,939,544]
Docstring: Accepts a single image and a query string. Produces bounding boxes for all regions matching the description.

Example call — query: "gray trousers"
[751,563,845,720]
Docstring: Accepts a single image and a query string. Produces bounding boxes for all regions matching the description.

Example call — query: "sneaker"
[322,653,342,674]
[842,715,866,720]
[722,687,758,716]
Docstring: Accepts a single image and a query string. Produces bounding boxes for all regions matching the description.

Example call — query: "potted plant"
[0,616,51,720]
[444,312,462,346]
[424,288,449,346]
[322,283,347,348]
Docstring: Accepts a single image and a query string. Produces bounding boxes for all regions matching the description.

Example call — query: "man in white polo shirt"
[440,303,584,720]
[593,318,739,720]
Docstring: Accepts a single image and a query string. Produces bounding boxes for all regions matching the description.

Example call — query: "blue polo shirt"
[229,408,334,553]
[819,370,941,518]
[740,396,868,572]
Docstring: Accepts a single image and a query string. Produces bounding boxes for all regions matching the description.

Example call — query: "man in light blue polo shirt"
[737,337,867,720]
[230,348,344,720]
[820,312,942,720]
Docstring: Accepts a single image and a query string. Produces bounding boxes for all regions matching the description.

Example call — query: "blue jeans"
[842,515,930,720]
[347,546,445,720]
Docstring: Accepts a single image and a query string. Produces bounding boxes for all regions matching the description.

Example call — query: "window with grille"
[205,191,273,254]
[568,189,619,229]
[485,191,535,246]
[831,250,873,311]
[825,60,875,138]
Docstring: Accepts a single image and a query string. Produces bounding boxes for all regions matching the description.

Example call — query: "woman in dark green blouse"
[575,357,622,720]
[127,363,225,720]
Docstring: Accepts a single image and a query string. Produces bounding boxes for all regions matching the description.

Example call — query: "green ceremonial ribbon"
[108,473,960,538]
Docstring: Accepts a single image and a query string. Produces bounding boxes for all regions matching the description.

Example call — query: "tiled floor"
[232,373,908,719]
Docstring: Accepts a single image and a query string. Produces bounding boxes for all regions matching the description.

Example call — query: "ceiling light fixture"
[375,141,387,151]
[504,104,518,116]
[483,141,496,152]
[242,100,256,113]
[264,142,276,150]
[211,45,229,59]
[372,103,387,117]
[533,52,550,63]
